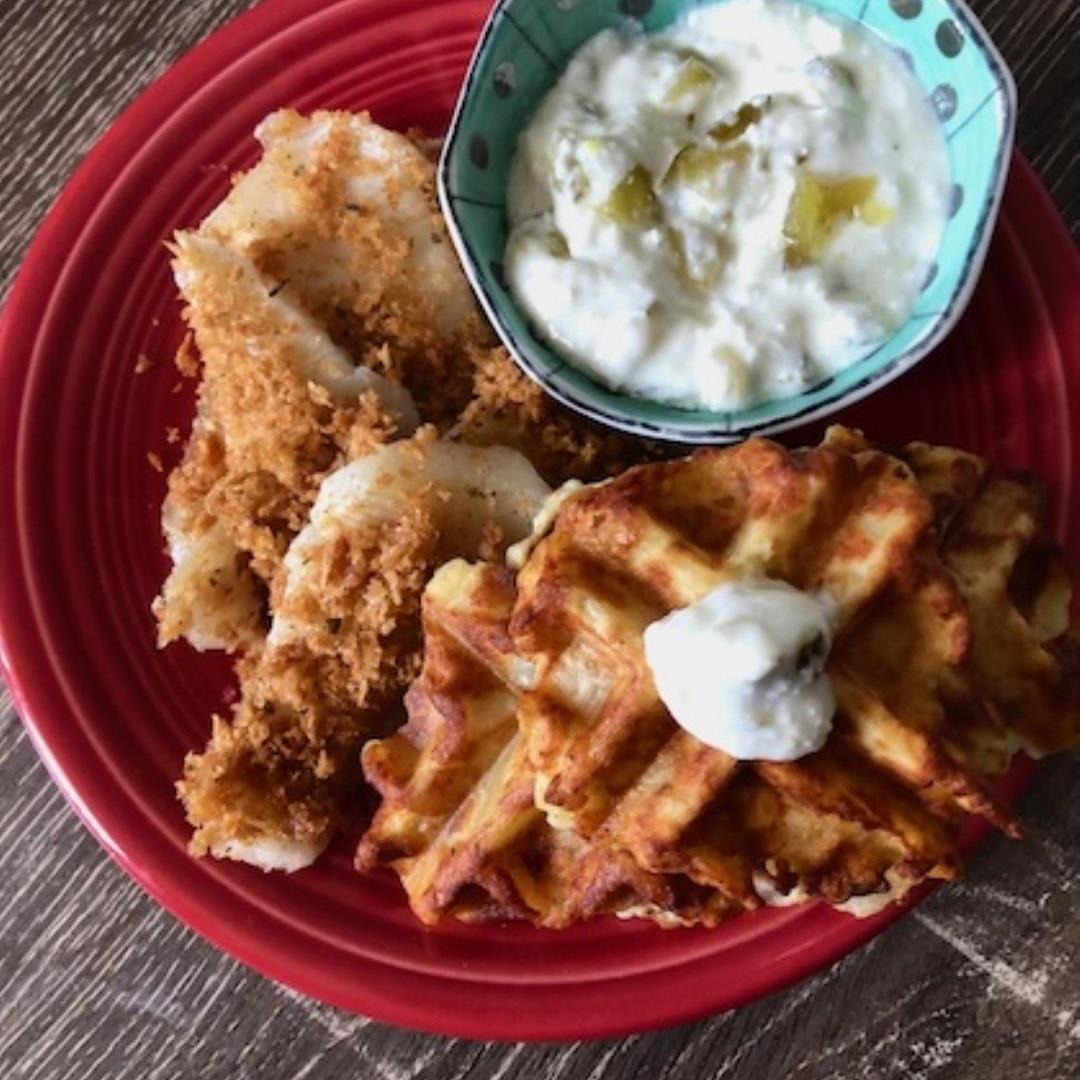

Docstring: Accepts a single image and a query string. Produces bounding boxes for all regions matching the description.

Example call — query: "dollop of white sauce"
[643,578,838,760]
[506,0,950,410]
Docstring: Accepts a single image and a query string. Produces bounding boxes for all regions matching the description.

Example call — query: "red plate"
[0,0,1076,1042]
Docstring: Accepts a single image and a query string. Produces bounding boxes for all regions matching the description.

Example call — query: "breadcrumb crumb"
[174,332,199,377]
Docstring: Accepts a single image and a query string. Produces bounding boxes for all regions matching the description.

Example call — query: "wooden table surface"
[1,1,1077,1077]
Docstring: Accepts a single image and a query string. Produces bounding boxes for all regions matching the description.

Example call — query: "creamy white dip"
[643,578,838,760]
[506,0,949,410]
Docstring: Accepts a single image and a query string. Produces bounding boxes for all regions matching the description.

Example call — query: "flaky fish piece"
[510,431,1037,912]
[200,109,485,388]
[195,108,662,473]
[157,112,446,646]
[156,231,416,648]
[179,436,552,871]
[358,560,735,927]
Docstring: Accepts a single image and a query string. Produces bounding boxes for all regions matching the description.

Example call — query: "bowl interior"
[441,0,1016,441]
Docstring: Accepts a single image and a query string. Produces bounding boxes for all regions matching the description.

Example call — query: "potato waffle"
[902,441,1080,759]
[357,559,736,926]
[359,429,1079,925]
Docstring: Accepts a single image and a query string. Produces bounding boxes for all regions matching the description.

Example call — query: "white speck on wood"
[952,882,1050,916]
[582,1044,620,1080]
[915,911,1049,1007]
[901,1035,966,1080]
[713,940,880,1079]
[276,984,370,1041]
[914,909,1079,1044]
[485,1043,527,1080]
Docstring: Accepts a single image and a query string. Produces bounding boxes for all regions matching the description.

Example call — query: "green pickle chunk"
[783,174,892,266]
[710,102,764,143]
[665,142,750,186]
[665,57,716,102]
[547,231,570,258]
[601,165,661,226]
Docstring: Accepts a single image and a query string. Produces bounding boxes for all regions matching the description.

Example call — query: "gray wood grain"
[0,1,1077,1078]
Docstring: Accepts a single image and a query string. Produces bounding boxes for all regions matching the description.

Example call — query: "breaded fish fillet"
[177,433,551,869]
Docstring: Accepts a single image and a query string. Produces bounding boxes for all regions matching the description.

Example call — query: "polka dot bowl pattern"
[0,0,1077,1043]
[440,0,1017,442]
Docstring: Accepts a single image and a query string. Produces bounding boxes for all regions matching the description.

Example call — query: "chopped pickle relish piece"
[601,165,660,226]
[547,231,570,258]
[665,57,716,102]
[711,102,764,143]
[664,142,750,186]
[783,174,890,266]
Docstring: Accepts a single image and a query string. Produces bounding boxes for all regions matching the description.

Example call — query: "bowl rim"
[437,0,1018,444]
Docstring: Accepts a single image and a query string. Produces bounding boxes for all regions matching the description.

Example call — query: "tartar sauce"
[643,578,837,760]
[506,0,949,410]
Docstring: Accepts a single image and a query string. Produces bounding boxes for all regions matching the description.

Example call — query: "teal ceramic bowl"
[439,0,1016,443]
